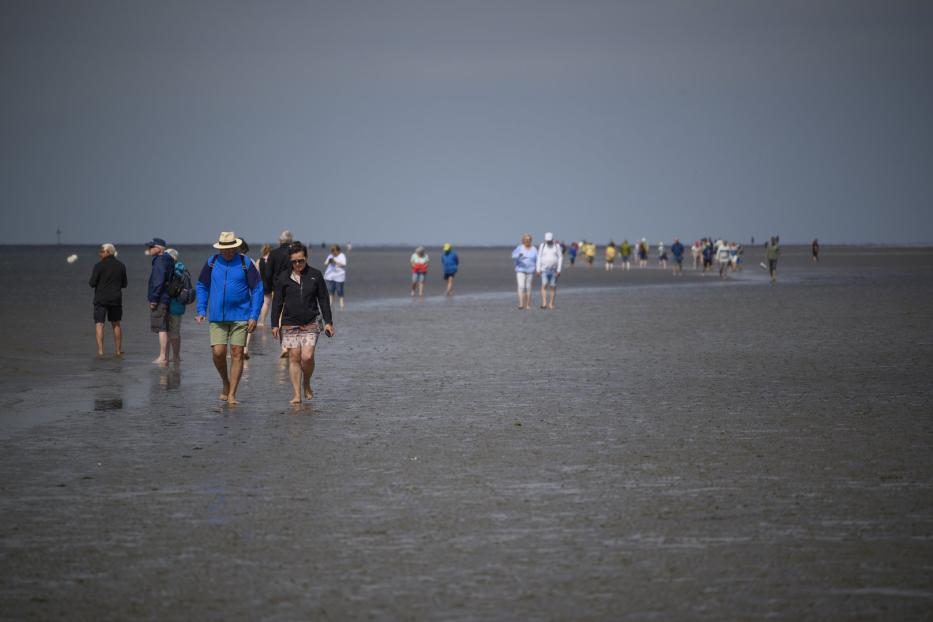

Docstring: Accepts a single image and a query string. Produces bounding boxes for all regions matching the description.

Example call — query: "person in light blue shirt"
[511,233,538,309]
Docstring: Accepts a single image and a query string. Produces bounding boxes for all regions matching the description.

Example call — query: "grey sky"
[2,0,932,245]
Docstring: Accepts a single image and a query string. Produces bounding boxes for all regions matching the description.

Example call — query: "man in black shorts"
[89,243,127,356]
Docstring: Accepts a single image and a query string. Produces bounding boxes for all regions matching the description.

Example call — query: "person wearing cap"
[146,237,174,365]
[410,246,429,298]
[536,232,563,309]
[511,234,537,309]
[440,243,459,297]
[195,232,264,404]
[89,243,127,357]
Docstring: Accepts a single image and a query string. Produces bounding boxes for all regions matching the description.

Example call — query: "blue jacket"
[169,261,187,316]
[671,242,685,259]
[441,250,459,274]
[196,253,264,322]
[148,253,175,304]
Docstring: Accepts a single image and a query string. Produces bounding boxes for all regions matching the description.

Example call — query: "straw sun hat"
[213,231,244,249]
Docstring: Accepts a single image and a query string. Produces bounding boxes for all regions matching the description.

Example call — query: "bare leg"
[227,345,245,404]
[288,348,302,403]
[112,322,123,355]
[95,323,105,356]
[411,280,417,296]
[548,287,556,309]
[418,280,425,298]
[227,345,243,404]
[170,336,181,362]
[153,331,169,364]
[540,284,547,308]
[339,295,345,309]
[446,277,453,297]
[258,293,271,326]
[212,345,230,400]
[301,345,316,399]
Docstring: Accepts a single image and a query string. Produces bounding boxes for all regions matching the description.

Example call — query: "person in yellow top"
[619,239,632,271]
[604,241,617,271]
[584,241,596,267]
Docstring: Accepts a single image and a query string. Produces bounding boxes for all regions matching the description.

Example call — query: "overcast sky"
[2,0,932,245]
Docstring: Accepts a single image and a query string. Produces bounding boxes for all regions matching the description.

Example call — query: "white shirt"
[324,253,347,282]
[536,242,563,273]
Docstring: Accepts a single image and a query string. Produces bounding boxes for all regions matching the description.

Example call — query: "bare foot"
[304,386,313,400]
[96,351,105,357]
[152,357,168,365]
[219,383,230,401]
[114,351,124,357]
[227,395,240,405]
[172,356,182,363]
[548,304,555,309]
[290,394,302,404]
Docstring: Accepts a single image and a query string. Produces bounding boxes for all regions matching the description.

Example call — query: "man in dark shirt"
[264,229,294,357]
[146,237,174,365]
[88,243,128,356]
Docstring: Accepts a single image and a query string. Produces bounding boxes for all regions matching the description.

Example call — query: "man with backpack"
[195,232,264,405]
[536,232,563,309]
[146,237,175,365]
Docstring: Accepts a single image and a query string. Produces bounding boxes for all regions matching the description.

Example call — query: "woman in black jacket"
[271,243,335,404]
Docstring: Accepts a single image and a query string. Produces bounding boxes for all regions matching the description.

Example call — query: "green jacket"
[766,243,781,261]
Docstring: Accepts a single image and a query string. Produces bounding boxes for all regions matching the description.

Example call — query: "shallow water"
[1,245,932,619]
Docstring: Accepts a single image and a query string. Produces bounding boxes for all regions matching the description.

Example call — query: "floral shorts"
[281,322,320,349]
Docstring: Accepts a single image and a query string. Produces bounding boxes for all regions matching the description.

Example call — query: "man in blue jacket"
[146,237,175,365]
[441,243,459,297]
[195,232,264,404]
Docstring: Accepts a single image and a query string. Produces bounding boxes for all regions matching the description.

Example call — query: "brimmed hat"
[213,231,244,249]
[544,232,554,241]
[145,237,167,249]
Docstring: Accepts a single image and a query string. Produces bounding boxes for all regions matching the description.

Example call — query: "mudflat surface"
[1,245,932,620]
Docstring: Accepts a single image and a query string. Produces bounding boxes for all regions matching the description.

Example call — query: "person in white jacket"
[536,232,563,309]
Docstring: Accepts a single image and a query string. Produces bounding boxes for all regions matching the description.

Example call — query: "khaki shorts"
[167,314,182,339]
[209,321,249,347]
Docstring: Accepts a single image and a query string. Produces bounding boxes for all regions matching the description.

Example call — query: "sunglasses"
[291,258,307,265]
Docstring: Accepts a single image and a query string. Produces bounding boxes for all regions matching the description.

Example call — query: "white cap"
[544,232,554,241]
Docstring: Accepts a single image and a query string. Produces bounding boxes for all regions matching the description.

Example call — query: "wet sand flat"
[1,246,932,619]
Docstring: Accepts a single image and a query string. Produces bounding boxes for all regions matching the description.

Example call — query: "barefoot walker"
[195,232,264,404]
[271,243,334,404]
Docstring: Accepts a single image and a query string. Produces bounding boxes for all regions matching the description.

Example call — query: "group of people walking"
[88,230,336,405]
